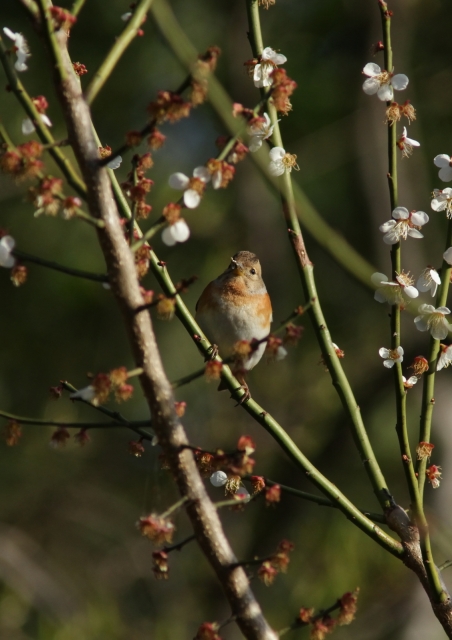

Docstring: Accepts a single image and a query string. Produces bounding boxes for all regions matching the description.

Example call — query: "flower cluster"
[137,513,175,545]
[189,46,221,106]
[148,90,191,124]
[270,68,297,115]
[0,140,43,180]
[22,95,52,135]
[252,47,287,88]
[70,367,134,406]
[121,153,154,220]
[3,27,30,72]
[257,539,295,586]
[72,61,88,76]
[28,176,63,217]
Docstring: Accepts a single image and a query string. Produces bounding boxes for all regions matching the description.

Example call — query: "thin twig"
[12,249,108,283]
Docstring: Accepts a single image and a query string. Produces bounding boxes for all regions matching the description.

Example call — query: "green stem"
[0,36,86,198]
[246,0,391,511]
[60,381,152,441]
[151,0,376,290]
[12,249,108,283]
[379,0,447,604]
[108,153,402,557]
[84,0,154,105]
[257,477,386,524]
[71,0,87,17]
[0,409,152,430]
[417,219,452,498]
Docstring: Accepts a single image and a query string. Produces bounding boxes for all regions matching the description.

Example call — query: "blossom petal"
[438,166,452,182]
[407,229,424,239]
[210,470,228,487]
[418,304,436,314]
[363,62,381,77]
[362,78,380,95]
[374,290,387,303]
[411,211,429,226]
[106,155,122,170]
[168,172,189,189]
[3,27,17,41]
[431,198,447,212]
[434,154,451,168]
[268,161,285,177]
[193,166,211,182]
[392,206,409,220]
[432,270,441,284]
[41,114,52,127]
[383,359,395,368]
[377,83,394,101]
[436,306,451,315]
[379,220,396,232]
[431,323,450,341]
[170,219,190,243]
[392,74,409,91]
[211,171,222,190]
[414,317,429,332]
[379,347,390,358]
[21,118,35,135]
[161,227,177,246]
[404,286,419,298]
[443,247,452,265]
[371,272,388,286]
[183,189,201,209]
[269,146,285,161]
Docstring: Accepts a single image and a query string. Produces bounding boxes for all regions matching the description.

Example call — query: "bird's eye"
[250,268,256,275]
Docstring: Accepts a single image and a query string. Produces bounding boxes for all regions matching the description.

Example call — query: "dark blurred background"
[1,0,452,638]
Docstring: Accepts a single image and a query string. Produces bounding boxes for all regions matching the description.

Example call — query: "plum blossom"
[437,344,452,371]
[161,219,190,246]
[121,12,132,21]
[22,114,52,135]
[70,385,96,402]
[426,464,442,489]
[379,207,428,245]
[268,146,299,176]
[444,247,452,265]
[254,47,287,88]
[415,304,452,340]
[379,346,404,368]
[248,113,278,152]
[371,271,418,305]
[210,471,228,487]
[168,166,210,208]
[417,268,441,297]
[3,27,30,72]
[397,127,420,158]
[403,376,418,389]
[362,62,409,101]
[431,188,452,218]
[106,155,122,170]
[434,155,452,182]
[0,235,16,268]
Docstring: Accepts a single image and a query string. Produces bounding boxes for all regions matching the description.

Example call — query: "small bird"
[195,251,272,401]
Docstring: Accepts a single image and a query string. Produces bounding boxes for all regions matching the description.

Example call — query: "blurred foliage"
[1,0,452,639]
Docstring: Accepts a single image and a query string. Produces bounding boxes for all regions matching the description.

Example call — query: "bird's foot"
[206,344,219,361]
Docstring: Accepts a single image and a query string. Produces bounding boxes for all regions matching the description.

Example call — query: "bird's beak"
[230,257,244,276]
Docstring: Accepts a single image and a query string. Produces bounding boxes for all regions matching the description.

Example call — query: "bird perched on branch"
[195,251,272,401]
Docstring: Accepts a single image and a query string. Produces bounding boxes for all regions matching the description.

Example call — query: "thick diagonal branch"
[38,12,276,640]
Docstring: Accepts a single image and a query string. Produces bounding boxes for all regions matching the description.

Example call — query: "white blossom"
[434,154,452,182]
[437,344,452,371]
[253,47,287,88]
[403,375,418,388]
[168,166,210,208]
[379,207,428,245]
[371,271,418,305]
[268,146,299,176]
[444,247,452,265]
[417,268,441,297]
[22,114,52,135]
[210,471,228,487]
[235,487,251,501]
[414,304,452,340]
[70,385,96,402]
[379,346,404,368]
[397,126,420,157]
[276,345,288,360]
[431,188,452,218]
[106,155,122,170]
[3,27,30,72]
[161,219,190,246]
[362,62,408,101]
[248,113,277,152]
[121,12,132,21]
[0,235,16,268]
